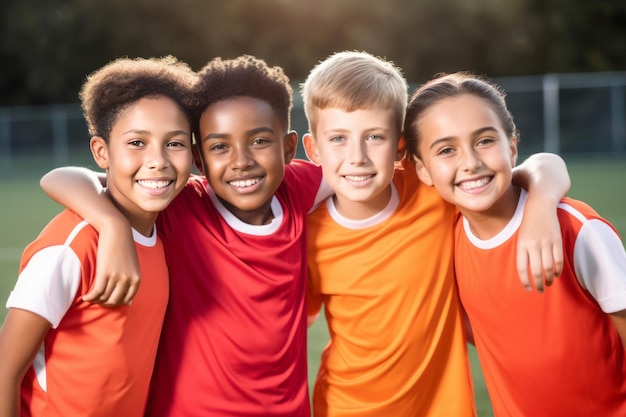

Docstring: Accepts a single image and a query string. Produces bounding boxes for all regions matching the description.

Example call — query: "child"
[0,56,196,416]
[39,55,329,417]
[300,51,570,416]
[41,53,566,417]
[405,72,626,417]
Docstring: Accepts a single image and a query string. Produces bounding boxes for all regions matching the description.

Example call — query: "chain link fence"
[2,71,625,178]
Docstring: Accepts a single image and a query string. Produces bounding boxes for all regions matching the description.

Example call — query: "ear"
[510,137,519,167]
[303,133,322,166]
[283,130,298,164]
[396,135,407,162]
[412,155,434,186]
[90,136,109,170]
[192,143,206,175]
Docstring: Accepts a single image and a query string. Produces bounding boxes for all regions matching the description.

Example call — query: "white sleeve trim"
[573,219,626,313]
[6,245,82,328]
[309,177,334,214]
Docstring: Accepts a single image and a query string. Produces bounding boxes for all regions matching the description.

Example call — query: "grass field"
[1,158,625,416]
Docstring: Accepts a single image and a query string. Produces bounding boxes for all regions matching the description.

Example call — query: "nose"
[461,147,482,171]
[348,140,368,165]
[230,145,253,170]
[146,145,169,170]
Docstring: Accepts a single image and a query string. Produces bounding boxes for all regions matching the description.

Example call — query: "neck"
[105,190,157,237]
[460,186,521,240]
[333,185,393,221]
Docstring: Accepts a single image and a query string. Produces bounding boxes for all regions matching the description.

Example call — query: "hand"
[83,222,141,306]
[516,196,564,292]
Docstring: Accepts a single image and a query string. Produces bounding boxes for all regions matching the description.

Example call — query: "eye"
[252,137,271,146]
[209,143,228,152]
[476,137,496,146]
[128,140,145,147]
[167,140,186,148]
[366,134,384,141]
[436,146,454,156]
[329,136,345,143]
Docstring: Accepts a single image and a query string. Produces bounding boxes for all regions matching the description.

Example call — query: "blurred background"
[1,1,625,415]
[1,0,625,177]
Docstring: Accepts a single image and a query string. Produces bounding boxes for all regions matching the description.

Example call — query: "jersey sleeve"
[6,246,82,328]
[573,219,626,313]
[285,159,332,213]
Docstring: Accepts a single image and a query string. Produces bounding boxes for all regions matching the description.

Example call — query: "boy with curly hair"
[0,56,195,416]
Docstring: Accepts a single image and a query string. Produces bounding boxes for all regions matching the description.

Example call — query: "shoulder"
[284,159,322,185]
[163,175,208,211]
[557,197,618,234]
[28,210,96,250]
[278,159,324,210]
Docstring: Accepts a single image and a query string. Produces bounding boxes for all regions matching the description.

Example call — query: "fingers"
[516,239,563,293]
[516,250,532,292]
[552,240,564,280]
[122,280,141,306]
[82,274,141,307]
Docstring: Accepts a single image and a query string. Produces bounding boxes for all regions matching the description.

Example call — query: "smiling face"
[91,96,192,236]
[304,106,404,220]
[414,94,518,219]
[195,96,296,225]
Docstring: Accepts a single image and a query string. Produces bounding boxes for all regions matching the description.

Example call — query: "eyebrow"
[428,126,498,150]
[321,126,392,135]
[202,126,276,142]
[121,129,190,136]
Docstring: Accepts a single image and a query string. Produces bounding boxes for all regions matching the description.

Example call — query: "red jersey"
[7,210,169,417]
[456,191,626,417]
[146,160,324,417]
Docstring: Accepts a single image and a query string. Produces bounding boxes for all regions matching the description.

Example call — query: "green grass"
[1,159,625,416]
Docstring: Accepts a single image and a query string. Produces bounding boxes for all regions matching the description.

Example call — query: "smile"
[229,177,262,188]
[137,180,173,189]
[343,174,374,182]
[457,177,491,190]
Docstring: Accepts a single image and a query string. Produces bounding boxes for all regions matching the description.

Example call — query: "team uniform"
[6,210,169,417]
[456,190,626,417]
[307,158,476,417]
[145,160,326,417]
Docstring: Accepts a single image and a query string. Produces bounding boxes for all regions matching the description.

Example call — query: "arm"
[40,167,140,306]
[0,310,51,417]
[511,153,570,292]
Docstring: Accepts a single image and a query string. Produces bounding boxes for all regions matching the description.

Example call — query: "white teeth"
[458,177,490,190]
[138,180,172,189]
[344,175,372,182]
[229,178,260,188]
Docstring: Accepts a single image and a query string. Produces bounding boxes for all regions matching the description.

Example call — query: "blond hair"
[300,51,408,135]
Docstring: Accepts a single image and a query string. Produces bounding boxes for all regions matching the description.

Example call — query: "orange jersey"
[456,191,626,417]
[307,159,476,417]
[7,210,169,417]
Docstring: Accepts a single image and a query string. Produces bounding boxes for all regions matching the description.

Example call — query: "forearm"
[512,153,569,291]
[0,311,50,417]
[512,152,570,203]
[40,167,126,232]
[0,386,19,417]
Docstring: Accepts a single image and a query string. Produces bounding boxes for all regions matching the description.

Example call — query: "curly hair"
[192,55,292,138]
[80,55,197,140]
